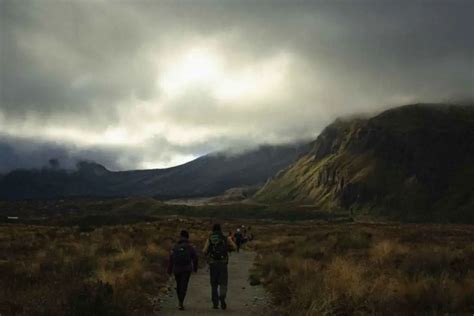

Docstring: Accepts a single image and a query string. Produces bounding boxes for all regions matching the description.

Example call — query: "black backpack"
[173,243,192,266]
[208,233,228,261]
[235,232,243,242]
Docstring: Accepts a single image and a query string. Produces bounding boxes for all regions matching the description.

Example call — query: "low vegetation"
[251,223,474,315]
[1,198,473,315]
[0,197,350,224]
[0,218,211,315]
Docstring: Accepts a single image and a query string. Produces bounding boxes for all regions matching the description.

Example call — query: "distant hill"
[0,144,309,200]
[255,104,474,222]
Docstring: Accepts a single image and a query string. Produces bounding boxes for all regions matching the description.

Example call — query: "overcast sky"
[0,0,473,172]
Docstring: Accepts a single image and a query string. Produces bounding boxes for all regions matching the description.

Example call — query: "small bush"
[68,281,120,316]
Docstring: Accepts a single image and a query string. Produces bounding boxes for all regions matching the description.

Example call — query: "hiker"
[167,230,198,311]
[234,228,244,252]
[203,223,237,310]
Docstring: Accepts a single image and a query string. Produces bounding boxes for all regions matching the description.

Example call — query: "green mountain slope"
[0,144,309,200]
[255,104,474,222]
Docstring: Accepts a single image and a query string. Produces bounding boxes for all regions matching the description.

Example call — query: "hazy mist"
[1,0,472,171]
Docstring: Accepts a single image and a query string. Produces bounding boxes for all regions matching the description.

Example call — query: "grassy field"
[0,197,352,225]
[1,198,473,315]
[0,218,215,315]
[250,222,474,315]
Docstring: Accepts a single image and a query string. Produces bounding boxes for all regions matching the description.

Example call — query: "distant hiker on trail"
[167,230,198,311]
[234,228,244,252]
[203,223,237,310]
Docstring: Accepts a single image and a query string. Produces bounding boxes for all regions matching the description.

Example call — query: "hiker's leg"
[180,271,191,303]
[219,263,228,298]
[218,263,228,309]
[174,273,183,303]
[210,264,219,307]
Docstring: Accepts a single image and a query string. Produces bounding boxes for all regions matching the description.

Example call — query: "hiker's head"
[180,230,189,239]
[212,223,221,232]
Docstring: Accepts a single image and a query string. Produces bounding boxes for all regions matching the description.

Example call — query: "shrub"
[369,239,408,265]
[68,281,120,316]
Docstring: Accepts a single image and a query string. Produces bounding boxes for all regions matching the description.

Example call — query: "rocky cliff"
[255,104,474,222]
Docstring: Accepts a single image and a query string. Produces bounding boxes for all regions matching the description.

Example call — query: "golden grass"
[252,222,474,315]
[0,218,212,315]
[1,216,473,315]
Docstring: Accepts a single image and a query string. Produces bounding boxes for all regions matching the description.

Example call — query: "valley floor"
[1,198,473,315]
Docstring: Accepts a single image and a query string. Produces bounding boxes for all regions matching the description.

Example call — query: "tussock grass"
[252,223,474,315]
[0,218,211,315]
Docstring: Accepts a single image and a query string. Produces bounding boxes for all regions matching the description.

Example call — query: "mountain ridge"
[255,103,474,222]
[0,143,310,200]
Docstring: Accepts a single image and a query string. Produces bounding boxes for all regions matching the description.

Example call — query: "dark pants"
[236,240,242,252]
[174,271,191,304]
[209,262,228,306]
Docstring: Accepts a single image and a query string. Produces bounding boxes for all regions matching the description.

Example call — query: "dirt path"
[158,250,269,315]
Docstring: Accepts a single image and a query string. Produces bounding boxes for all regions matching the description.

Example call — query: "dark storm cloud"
[0,134,123,172]
[0,0,472,171]
[0,132,272,173]
[0,0,156,124]
[0,133,187,172]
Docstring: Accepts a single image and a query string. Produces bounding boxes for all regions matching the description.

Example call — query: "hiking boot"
[220,299,227,310]
[179,302,184,310]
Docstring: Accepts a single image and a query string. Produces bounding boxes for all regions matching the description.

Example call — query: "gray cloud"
[0,0,472,171]
[0,134,123,172]
[0,131,279,173]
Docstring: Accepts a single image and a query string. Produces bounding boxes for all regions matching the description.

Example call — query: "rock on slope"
[255,104,474,222]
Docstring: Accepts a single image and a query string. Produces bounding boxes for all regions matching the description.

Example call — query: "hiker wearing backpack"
[234,228,244,252]
[167,230,198,311]
[203,223,237,310]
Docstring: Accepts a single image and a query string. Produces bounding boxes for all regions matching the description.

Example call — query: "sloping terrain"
[0,144,309,200]
[255,104,474,222]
